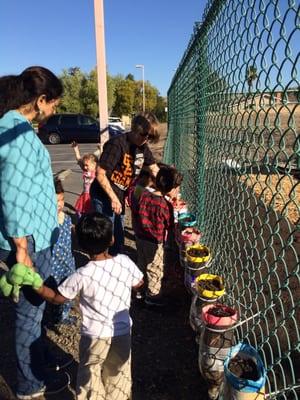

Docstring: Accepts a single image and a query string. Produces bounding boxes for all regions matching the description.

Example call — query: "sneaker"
[145,294,166,307]
[16,371,70,399]
[16,387,46,399]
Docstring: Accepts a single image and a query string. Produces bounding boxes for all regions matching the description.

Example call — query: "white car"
[108,117,125,131]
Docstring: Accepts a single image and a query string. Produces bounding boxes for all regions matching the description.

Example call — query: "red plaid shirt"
[132,190,174,243]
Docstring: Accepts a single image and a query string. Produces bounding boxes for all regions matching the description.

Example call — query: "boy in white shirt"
[34,212,143,400]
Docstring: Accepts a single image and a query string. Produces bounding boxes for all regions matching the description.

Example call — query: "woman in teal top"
[0,66,63,399]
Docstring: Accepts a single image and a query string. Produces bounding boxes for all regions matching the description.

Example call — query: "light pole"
[135,64,145,112]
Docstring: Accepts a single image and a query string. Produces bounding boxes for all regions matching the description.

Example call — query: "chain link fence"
[164,0,299,398]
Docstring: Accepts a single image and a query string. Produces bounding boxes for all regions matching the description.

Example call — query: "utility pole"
[94,0,109,150]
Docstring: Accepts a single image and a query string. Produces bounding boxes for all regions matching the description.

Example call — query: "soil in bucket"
[228,355,259,381]
[198,279,222,292]
[207,306,235,318]
[187,248,209,258]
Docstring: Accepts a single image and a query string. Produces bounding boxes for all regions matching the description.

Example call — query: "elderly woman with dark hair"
[0,66,64,399]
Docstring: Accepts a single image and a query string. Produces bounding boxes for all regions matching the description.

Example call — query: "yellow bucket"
[186,244,211,265]
[195,273,225,299]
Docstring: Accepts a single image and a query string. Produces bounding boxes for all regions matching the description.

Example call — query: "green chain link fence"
[164,0,299,398]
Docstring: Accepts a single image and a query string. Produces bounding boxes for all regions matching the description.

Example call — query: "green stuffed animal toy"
[8,263,43,290]
[0,274,14,297]
[0,273,21,303]
[0,263,43,302]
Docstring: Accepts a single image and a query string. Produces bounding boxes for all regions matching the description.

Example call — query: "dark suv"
[38,113,124,144]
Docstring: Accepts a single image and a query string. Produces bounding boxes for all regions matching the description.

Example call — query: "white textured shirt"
[58,254,143,338]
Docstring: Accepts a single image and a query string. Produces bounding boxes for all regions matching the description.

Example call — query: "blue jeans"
[92,197,124,255]
[0,237,52,396]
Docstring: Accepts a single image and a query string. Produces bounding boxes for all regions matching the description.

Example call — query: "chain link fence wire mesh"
[164,0,299,398]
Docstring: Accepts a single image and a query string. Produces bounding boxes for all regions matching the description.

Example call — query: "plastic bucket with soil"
[180,228,201,265]
[184,245,211,293]
[181,227,202,246]
[178,212,197,230]
[198,304,239,400]
[220,343,266,400]
[189,293,226,333]
[194,274,225,299]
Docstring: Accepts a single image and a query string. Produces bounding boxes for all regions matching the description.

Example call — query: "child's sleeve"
[57,269,83,300]
[125,256,143,287]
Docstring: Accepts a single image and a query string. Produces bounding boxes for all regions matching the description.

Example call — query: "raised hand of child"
[71,141,78,148]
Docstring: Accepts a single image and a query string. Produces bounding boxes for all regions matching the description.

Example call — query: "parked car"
[38,114,124,144]
[108,116,125,131]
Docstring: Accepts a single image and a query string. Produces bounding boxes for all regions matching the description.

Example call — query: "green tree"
[125,73,134,81]
[58,68,85,113]
[112,79,135,116]
[133,81,158,113]
[57,67,164,119]
[107,73,116,115]
[154,95,167,122]
[80,69,98,117]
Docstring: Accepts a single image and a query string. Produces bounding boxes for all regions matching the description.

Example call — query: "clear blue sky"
[0,0,205,97]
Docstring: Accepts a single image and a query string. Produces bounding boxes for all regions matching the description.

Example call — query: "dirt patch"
[239,173,299,225]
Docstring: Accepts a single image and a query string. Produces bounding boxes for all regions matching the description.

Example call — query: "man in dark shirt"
[90,112,160,255]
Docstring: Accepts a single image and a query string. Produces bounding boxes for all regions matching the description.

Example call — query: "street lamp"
[135,64,145,112]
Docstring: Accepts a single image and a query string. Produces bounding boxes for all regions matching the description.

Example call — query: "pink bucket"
[181,227,202,246]
[202,304,238,328]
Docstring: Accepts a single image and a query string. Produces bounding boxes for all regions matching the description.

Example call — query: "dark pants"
[0,238,52,396]
[92,197,124,255]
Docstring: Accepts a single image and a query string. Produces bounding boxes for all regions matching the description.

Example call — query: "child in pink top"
[71,141,98,216]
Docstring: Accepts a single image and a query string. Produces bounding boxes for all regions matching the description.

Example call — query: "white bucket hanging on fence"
[219,343,266,400]
[198,304,239,400]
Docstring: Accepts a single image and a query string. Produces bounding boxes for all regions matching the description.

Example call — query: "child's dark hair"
[156,166,183,194]
[0,66,63,117]
[76,213,113,255]
[54,178,64,194]
[138,168,153,187]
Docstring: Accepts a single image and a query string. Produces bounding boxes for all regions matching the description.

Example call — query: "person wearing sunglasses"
[90,112,160,255]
